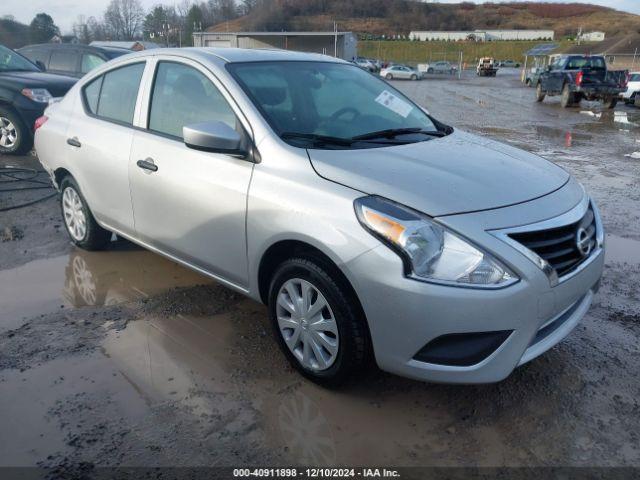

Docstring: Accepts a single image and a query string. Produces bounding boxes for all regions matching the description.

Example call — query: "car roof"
[110,47,347,66]
[17,43,130,55]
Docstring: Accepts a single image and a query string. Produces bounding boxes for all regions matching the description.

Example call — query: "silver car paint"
[308,130,570,217]
[35,48,604,383]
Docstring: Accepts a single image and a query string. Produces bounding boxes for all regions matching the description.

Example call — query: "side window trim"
[80,60,147,129]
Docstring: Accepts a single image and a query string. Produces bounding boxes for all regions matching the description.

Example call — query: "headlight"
[21,88,53,103]
[354,196,517,288]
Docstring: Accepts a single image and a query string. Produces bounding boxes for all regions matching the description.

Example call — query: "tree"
[104,0,144,40]
[185,4,205,45]
[73,15,92,44]
[29,13,60,43]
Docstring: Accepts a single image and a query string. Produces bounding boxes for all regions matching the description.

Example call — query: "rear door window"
[49,50,78,73]
[82,62,145,125]
[83,76,103,114]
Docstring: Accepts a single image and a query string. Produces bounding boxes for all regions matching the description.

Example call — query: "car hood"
[307,130,569,216]
[0,71,77,97]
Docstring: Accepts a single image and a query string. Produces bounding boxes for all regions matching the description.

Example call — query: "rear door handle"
[136,158,158,172]
[67,137,81,147]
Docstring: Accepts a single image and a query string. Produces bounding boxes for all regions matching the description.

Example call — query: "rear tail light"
[34,115,48,132]
[575,71,584,86]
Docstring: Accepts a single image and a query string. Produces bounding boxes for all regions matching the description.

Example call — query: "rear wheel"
[427,67,434,74]
[60,176,112,250]
[268,257,370,386]
[560,84,575,108]
[535,83,546,102]
[0,108,31,155]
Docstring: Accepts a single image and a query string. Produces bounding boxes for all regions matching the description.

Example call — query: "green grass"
[358,40,573,67]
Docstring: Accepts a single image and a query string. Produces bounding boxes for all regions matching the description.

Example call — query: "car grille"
[509,204,597,278]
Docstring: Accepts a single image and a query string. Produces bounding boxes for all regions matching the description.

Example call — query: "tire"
[535,83,546,102]
[268,257,371,386]
[410,74,417,81]
[560,84,577,108]
[385,73,393,80]
[603,97,618,109]
[60,176,112,250]
[0,107,31,155]
[427,68,434,74]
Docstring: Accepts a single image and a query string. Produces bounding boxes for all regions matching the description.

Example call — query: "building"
[578,31,606,42]
[192,31,357,60]
[410,30,555,42]
[89,41,162,51]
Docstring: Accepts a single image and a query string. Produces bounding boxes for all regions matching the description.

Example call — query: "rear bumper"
[572,85,625,96]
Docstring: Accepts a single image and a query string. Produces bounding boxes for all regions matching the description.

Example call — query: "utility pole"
[334,21,338,58]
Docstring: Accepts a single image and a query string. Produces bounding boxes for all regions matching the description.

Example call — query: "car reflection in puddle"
[0,241,211,331]
[63,242,212,308]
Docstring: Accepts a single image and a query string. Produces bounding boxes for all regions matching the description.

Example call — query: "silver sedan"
[35,48,603,385]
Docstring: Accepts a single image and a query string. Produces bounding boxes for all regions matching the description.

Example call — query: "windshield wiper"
[281,132,354,147]
[351,128,447,141]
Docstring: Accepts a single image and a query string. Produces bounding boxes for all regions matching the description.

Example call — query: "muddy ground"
[1,70,639,473]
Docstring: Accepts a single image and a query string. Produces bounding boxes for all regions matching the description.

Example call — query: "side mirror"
[183,121,247,157]
[35,60,46,71]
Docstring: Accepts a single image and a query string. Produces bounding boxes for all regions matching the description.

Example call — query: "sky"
[2,0,640,33]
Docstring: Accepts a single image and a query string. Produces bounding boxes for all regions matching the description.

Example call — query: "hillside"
[211,1,640,37]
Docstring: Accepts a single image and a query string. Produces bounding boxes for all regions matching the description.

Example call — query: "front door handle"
[67,137,81,147]
[136,158,158,172]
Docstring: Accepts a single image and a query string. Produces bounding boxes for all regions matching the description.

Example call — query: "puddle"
[605,234,640,266]
[99,306,461,466]
[0,244,211,331]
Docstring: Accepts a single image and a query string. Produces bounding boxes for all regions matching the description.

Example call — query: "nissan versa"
[34,48,604,385]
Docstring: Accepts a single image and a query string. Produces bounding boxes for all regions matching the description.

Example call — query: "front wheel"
[410,74,417,81]
[60,176,112,250]
[268,257,370,386]
[385,73,393,80]
[535,83,546,102]
[427,68,434,74]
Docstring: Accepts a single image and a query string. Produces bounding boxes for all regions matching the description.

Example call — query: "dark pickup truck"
[535,54,628,109]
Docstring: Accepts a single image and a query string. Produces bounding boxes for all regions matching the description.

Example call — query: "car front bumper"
[342,186,604,384]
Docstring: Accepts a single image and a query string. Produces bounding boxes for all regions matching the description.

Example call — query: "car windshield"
[228,61,445,149]
[0,45,39,72]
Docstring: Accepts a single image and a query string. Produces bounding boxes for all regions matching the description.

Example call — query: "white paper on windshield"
[375,90,413,118]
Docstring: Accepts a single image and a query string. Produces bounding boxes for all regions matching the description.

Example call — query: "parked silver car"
[35,48,604,385]
[380,65,420,80]
[425,61,458,75]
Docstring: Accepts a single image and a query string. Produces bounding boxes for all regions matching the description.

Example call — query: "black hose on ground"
[0,166,57,212]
